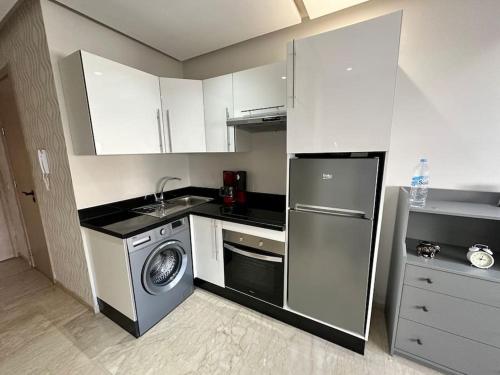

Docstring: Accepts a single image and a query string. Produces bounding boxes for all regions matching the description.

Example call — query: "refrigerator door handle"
[294,204,368,219]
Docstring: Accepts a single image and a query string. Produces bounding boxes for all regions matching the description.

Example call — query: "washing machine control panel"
[158,218,187,237]
[127,217,189,253]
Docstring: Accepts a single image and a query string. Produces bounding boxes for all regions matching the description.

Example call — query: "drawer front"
[404,264,500,308]
[400,285,500,348]
[396,318,500,375]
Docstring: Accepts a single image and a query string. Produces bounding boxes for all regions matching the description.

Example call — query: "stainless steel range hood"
[227,108,286,132]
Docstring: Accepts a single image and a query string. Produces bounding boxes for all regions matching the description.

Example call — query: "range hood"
[227,109,286,132]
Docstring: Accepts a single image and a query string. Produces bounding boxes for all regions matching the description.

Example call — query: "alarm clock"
[467,244,495,269]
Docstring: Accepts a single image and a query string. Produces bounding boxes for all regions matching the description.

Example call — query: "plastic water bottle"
[409,158,429,208]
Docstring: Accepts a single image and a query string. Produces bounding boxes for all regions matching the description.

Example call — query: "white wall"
[41,0,190,209]
[189,131,287,194]
[184,0,500,304]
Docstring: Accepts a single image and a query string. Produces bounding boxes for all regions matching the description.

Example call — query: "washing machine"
[126,217,193,336]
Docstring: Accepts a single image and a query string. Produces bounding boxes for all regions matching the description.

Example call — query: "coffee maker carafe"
[221,171,236,207]
[220,170,247,207]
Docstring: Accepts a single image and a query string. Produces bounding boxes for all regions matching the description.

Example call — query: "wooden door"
[0,76,52,278]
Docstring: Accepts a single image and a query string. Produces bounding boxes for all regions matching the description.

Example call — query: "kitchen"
[0,1,499,374]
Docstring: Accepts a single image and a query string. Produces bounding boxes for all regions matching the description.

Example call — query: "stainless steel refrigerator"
[287,156,379,336]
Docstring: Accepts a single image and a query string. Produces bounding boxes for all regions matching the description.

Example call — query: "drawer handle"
[418,277,433,284]
[410,338,423,345]
[416,305,429,312]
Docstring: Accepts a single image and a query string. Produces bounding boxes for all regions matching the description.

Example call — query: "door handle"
[22,190,36,202]
[166,109,173,153]
[294,204,367,218]
[225,107,231,152]
[416,305,429,312]
[156,108,163,152]
[224,244,283,263]
[410,338,423,346]
[287,40,295,108]
[214,222,219,261]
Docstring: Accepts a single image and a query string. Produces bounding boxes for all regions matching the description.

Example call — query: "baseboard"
[97,298,140,338]
[194,278,365,355]
[54,280,93,311]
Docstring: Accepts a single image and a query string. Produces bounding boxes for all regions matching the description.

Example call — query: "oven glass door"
[224,242,284,307]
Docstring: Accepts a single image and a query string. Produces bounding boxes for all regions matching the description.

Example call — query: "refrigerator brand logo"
[322,173,333,180]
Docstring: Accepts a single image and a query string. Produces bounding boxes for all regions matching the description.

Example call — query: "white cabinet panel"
[160,78,206,153]
[203,74,233,152]
[80,51,163,155]
[233,61,287,117]
[190,215,224,287]
[202,74,250,152]
[287,11,402,153]
[83,228,136,320]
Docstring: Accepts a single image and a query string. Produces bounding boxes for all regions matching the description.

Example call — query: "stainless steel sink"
[167,195,213,207]
[132,195,213,218]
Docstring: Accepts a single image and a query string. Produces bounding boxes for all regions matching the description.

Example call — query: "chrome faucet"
[154,176,181,203]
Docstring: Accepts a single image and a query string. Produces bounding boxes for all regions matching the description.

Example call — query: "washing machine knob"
[160,228,167,236]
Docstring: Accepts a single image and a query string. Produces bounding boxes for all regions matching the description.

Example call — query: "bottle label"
[411,176,429,187]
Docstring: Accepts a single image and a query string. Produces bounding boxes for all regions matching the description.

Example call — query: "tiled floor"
[0,257,440,374]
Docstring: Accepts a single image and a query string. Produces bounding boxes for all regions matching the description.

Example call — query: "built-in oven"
[223,230,285,307]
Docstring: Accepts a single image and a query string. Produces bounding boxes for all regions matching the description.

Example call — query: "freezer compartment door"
[287,209,373,336]
[289,158,379,219]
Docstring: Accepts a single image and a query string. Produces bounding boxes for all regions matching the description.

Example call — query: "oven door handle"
[224,244,283,263]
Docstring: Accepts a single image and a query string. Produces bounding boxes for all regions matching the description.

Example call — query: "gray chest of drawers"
[386,188,500,375]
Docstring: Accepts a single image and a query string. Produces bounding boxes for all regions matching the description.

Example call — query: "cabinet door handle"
[287,40,296,108]
[214,222,219,261]
[416,305,429,312]
[225,107,231,152]
[156,109,163,152]
[410,338,423,345]
[166,109,173,152]
[419,277,433,284]
[226,127,231,152]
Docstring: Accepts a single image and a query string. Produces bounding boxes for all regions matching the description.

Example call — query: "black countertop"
[189,203,286,231]
[79,187,286,238]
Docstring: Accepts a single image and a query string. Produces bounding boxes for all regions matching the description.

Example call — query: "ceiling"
[302,0,369,19]
[54,0,372,61]
[55,0,302,61]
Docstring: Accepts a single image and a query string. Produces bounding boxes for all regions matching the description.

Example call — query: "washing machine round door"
[142,240,187,295]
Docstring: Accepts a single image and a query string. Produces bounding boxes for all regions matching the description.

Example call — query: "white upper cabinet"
[233,61,287,117]
[60,51,163,155]
[160,78,206,153]
[287,11,402,154]
[202,74,250,152]
[203,74,233,152]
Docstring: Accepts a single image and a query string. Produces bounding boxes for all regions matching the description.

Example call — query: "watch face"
[470,251,495,269]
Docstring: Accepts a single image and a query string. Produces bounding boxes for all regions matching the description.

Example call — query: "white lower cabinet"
[190,215,224,287]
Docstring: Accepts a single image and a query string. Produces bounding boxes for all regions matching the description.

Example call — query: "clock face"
[470,251,495,269]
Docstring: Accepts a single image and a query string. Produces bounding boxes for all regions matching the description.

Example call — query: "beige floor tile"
[0,258,442,375]
[0,256,30,280]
